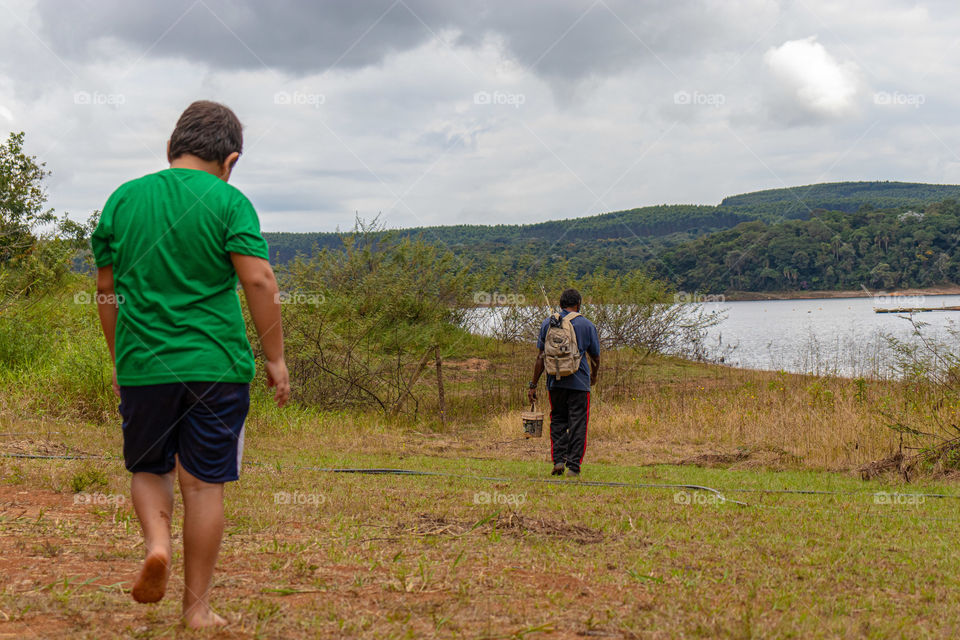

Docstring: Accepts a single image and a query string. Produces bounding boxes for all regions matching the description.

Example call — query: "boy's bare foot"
[131,550,169,603]
[183,606,228,629]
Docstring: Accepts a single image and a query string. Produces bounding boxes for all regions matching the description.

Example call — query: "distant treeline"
[263,181,960,293]
[263,204,746,269]
[653,201,960,292]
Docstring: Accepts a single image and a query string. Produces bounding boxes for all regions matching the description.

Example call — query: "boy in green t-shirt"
[92,101,290,629]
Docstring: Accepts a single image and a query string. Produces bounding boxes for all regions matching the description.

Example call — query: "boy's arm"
[95,266,121,397]
[230,253,290,407]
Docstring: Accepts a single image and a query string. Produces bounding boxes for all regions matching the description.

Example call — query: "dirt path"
[0,484,641,639]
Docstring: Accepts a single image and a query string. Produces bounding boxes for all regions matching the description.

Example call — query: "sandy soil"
[725,284,960,301]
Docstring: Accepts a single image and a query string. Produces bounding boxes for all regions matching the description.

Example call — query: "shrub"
[270,221,473,411]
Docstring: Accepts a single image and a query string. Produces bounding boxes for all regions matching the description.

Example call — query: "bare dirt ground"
[4,362,960,640]
[5,438,960,639]
[0,473,654,639]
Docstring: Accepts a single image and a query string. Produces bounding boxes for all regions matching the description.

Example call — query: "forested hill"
[652,200,960,292]
[263,204,748,267]
[262,181,960,291]
[719,181,960,219]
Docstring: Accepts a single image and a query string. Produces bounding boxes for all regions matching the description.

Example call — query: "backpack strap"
[563,311,581,322]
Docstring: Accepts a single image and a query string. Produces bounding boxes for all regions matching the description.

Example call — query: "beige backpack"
[543,311,581,378]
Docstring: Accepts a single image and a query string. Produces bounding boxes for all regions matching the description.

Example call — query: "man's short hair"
[168,100,243,165]
[559,288,581,309]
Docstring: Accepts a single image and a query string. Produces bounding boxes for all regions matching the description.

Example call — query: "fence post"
[435,345,446,427]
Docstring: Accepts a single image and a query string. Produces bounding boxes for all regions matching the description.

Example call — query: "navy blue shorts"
[119,382,250,483]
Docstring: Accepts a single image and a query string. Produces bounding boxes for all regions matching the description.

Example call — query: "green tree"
[0,132,90,313]
[0,132,53,264]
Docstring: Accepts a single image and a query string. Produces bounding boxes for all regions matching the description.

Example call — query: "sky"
[1,0,958,232]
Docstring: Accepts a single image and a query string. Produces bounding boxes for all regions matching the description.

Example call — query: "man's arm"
[95,266,121,397]
[588,322,601,386]
[230,253,290,407]
[528,350,545,403]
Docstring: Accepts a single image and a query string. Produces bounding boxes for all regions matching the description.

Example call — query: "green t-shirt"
[91,168,269,386]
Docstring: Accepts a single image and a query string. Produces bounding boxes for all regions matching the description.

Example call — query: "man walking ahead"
[528,289,600,477]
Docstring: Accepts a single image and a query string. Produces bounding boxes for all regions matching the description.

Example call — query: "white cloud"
[763,37,860,122]
[4,0,960,232]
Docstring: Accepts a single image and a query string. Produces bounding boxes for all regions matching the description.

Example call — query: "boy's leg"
[130,470,175,603]
[120,383,182,604]
[179,464,227,628]
[176,381,249,628]
[564,391,590,474]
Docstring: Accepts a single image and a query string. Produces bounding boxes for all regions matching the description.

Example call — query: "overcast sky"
[1,0,958,232]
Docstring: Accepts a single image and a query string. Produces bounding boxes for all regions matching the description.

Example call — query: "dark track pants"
[548,388,590,473]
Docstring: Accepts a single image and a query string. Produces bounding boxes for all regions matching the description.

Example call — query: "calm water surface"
[702,294,960,377]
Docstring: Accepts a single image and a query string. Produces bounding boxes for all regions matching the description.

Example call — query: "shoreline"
[723,285,960,301]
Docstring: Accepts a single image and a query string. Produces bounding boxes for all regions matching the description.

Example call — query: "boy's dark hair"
[559,288,581,309]
[168,100,243,165]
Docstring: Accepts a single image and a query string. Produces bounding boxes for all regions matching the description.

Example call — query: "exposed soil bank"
[724,284,960,301]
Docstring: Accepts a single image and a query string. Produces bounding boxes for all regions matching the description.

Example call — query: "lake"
[701,294,960,377]
[468,294,960,378]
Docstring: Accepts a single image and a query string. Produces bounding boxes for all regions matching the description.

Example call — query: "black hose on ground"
[6,451,960,503]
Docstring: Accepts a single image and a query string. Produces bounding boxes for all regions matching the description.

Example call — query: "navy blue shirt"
[537,310,600,392]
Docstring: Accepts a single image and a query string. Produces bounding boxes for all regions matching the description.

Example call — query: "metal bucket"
[521,403,544,438]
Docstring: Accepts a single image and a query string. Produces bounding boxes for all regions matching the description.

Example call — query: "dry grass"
[482,358,919,472]
[3,349,960,637]
[3,436,960,638]
[1,345,945,475]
